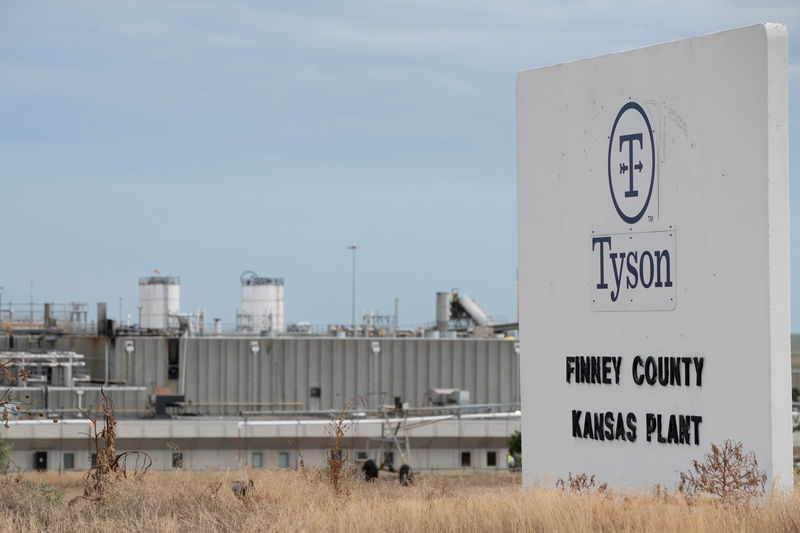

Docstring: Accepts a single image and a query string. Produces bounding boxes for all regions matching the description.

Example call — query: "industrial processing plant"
[0,272,520,474]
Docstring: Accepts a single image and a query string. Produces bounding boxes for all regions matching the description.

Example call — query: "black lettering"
[646,413,656,442]
[579,356,589,384]
[592,237,611,289]
[657,356,669,386]
[626,413,637,441]
[669,357,681,386]
[667,415,678,444]
[604,412,614,440]
[656,414,666,443]
[616,412,627,440]
[681,357,692,387]
[679,415,690,444]
[626,251,639,289]
[691,415,702,445]
[590,357,601,384]
[632,356,644,385]
[583,411,594,439]
[594,412,605,441]
[655,249,673,287]
[645,357,657,385]
[640,250,654,288]
[566,356,575,383]
[572,410,582,438]
[612,357,622,385]
[602,357,612,384]
[693,357,704,387]
[610,252,625,302]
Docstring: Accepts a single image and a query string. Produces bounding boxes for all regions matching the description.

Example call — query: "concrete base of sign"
[517,24,790,488]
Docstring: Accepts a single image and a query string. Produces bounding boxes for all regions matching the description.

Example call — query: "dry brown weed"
[71,389,151,504]
[679,440,767,506]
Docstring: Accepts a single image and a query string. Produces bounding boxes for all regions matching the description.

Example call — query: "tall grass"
[2,469,799,532]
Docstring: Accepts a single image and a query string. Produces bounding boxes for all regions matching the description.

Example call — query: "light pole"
[347,244,359,328]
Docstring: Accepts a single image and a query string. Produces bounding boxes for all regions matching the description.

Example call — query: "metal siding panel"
[356,339,368,406]
[206,339,216,408]
[414,341,427,407]
[295,339,307,406]
[467,341,478,403]
[463,341,476,396]
[446,340,456,389]
[347,340,357,406]
[478,341,489,404]
[265,339,277,405]
[214,339,225,413]
[153,338,163,390]
[194,338,203,409]
[324,340,336,409]
[452,341,463,390]
[287,337,295,405]
[502,340,511,404]
[400,340,411,405]
[428,341,441,399]
[310,339,323,409]
[489,340,502,403]
[309,340,322,406]
[497,345,514,402]
[384,339,395,400]
[277,339,286,404]
[234,340,245,406]
[344,340,355,402]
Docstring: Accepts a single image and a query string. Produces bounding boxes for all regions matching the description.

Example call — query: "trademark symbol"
[648,216,654,222]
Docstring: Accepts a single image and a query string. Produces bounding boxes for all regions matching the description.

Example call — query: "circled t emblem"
[608,102,655,224]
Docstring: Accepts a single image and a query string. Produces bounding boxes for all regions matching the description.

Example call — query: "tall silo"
[138,276,180,329]
[239,271,284,334]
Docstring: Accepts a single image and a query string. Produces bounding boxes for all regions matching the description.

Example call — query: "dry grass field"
[1,468,799,532]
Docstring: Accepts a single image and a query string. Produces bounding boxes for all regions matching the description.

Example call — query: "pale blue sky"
[0,1,798,329]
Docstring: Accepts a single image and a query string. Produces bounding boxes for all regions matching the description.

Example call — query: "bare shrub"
[72,389,151,504]
[556,473,607,494]
[324,396,363,494]
[291,442,306,477]
[679,439,767,506]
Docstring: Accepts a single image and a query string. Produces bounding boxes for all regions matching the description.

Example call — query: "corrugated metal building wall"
[110,337,519,416]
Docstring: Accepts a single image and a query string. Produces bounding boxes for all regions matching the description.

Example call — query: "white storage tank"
[138,276,180,329]
[238,271,284,334]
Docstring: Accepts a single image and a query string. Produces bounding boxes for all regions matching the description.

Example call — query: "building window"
[91,453,97,468]
[172,452,183,469]
[64,453,75,470]
[279,452,290,469]
[487,451,497,467]
[252,452,263,469]
[356,451,368,461]
[34,451,47,471]
[461,451,471,467]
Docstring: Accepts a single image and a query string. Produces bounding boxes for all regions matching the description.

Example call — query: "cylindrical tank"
[239,271,284,333]
[436,292,450,332]
[456,294,492,326]
[138,276,180,329]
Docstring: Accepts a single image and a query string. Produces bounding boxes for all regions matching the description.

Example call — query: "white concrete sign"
[517,24,790,487]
